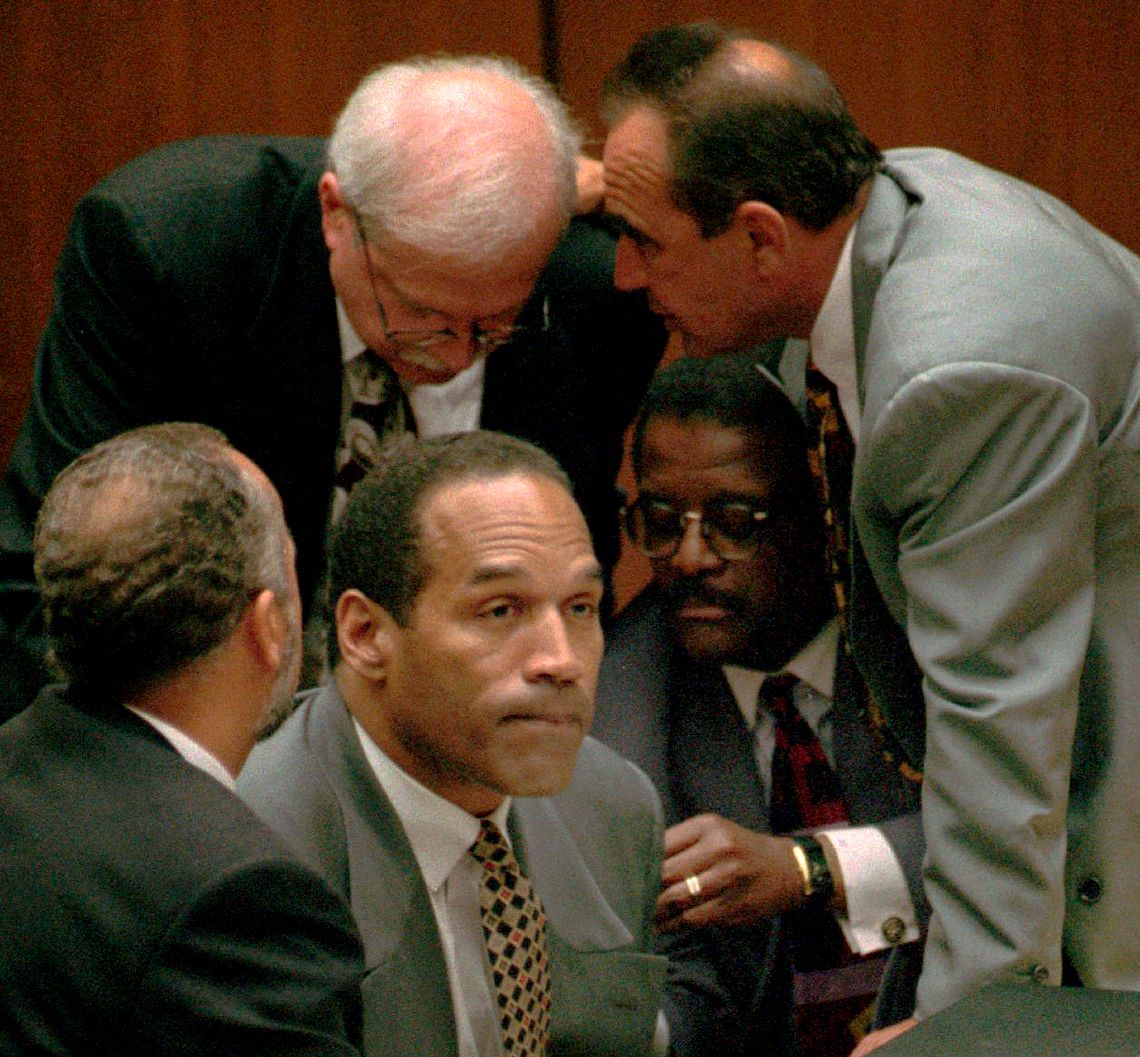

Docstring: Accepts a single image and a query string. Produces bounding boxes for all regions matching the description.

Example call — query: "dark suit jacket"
[0,135,667,720]
[591,587,925,1057]
[0,685,364,1057]
[237,681,669,1057]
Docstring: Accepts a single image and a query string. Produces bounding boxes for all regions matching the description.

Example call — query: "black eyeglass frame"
[622,495,772,561]
[351,211,549,356]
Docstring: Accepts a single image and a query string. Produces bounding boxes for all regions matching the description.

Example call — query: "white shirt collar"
[352,718,512,892]
[807,225,862,441]
[126,707,236,790]
[723,617,839,727]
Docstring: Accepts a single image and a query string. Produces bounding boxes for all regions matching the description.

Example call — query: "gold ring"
[685,874,702,898]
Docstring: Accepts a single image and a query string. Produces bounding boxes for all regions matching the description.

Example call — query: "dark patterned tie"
[470,819,552,1057]
[331,349,411,522]
[802,356,922,785]
[763,673,848,834]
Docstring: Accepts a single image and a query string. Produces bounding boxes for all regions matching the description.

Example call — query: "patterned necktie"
[470,819,552,1057]
[763,673,848,834]
[802,357,922,785]
[331,349,411,522]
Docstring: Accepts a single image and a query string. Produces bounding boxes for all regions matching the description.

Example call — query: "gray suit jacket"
[592,588,924,1057]
[784,147,1140,1015]
[238,683,668,1057]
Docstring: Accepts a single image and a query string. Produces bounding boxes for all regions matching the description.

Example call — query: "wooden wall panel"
[558,0,1139,255]
[557,0,1140,610]
[0,0,542,468]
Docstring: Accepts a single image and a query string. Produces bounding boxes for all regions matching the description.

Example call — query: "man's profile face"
[320,173,561,386]
[375,472,604,815]
[602,106,774,356]
[637,415,825,669]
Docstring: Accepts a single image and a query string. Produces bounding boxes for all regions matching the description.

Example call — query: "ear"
[335,589,396,681]
[245,589,286,673]
[318,172,351,251]
[735,200,789,276]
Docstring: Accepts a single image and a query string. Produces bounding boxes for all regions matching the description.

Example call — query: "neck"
[788,179,872,338]
[126,645,263,779]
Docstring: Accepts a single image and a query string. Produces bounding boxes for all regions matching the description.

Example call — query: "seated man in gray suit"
[0,423,363,1057]
[239,430,667,1057]
[592,356,924,1057]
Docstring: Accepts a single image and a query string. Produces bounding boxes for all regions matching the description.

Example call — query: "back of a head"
[327,430,572,662]
[601,20,881,235]
[34,423,289,703]
[327,54,582,269]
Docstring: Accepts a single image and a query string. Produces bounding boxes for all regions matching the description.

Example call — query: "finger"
[662,816,709,857]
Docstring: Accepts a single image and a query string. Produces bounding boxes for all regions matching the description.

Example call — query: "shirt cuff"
[819,825,919,954]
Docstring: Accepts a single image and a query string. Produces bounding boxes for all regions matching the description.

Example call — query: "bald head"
[327,55,581,269]
[601,21,881,234]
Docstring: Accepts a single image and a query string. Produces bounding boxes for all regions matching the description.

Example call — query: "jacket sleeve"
[859,362,1096,1016]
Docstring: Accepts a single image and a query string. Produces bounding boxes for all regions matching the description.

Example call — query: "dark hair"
[601,21,881,234]
[327,430,572,664]
[632,353,808,489]
[34,423,289,701]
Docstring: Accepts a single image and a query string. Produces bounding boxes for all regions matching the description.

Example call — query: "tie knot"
[471,818,515,870]
[761,672,799,701]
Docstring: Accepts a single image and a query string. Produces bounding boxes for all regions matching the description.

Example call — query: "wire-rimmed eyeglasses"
[352,211,549,356]
[622,495,771,561]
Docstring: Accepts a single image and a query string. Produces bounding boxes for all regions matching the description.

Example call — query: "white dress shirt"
[353,718,508,1057]
[722,619,918,953]
[337,299,483,438]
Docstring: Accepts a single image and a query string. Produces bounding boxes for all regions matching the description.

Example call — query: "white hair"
[327,55,582,266]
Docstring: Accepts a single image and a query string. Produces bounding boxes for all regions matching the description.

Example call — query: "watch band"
[791,835,834,906]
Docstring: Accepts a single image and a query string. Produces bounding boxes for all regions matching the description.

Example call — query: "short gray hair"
[34,423,291,700]
[327,54,582,266]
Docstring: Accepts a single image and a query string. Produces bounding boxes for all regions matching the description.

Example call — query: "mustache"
[662,580,746,614]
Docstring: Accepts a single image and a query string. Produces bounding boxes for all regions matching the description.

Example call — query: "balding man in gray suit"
[599,20,1140,1052]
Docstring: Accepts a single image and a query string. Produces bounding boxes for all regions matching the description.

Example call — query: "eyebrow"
[467,561,605,588]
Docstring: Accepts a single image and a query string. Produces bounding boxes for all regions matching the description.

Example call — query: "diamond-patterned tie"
[331,349,411,523]
[803,357,922,786]
[470,819,552,1057]
[763,673,848,834]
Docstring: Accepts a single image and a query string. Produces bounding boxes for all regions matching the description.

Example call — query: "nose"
[524,608,587,687]
[667,515,722,578]
[613,235,649,292]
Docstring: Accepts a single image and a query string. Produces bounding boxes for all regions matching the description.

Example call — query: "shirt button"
[1078,877,1102,904]
[881,916,906,945]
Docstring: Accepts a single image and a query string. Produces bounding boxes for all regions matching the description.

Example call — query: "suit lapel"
[510,798,633,951]
[304,687,456,1056]
[670,657,768,832]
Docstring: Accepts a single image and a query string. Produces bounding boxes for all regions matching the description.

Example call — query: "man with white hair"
[0,54,667,719]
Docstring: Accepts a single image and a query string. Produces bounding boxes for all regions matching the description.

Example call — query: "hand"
[574,156,604,214]
[655,813,805,932]
[849,1018,918,1056]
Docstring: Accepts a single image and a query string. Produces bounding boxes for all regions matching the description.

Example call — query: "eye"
[567,596,601,619]
[480,599,520,620]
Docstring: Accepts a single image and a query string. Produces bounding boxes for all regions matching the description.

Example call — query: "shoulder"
[560,736,662,831]
[238,686,353,879]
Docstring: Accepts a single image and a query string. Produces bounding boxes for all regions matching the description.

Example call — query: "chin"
[675,621,746,666]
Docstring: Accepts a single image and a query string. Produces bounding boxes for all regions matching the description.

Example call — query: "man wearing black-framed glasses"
[593,354,925,1057]
[0,54,667,718]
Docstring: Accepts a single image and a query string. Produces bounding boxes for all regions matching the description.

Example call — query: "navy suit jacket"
[592,587,925,1057]
[0,135,666,720]
[0,686,364,1056]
